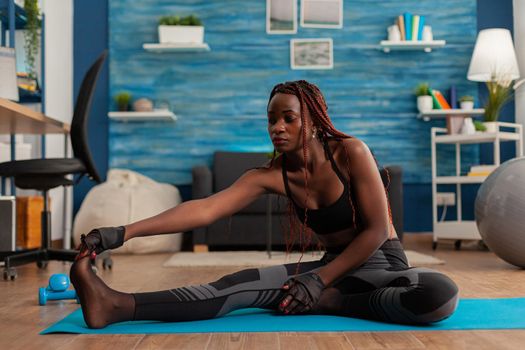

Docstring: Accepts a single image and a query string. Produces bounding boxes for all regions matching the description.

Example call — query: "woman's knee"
[401,272,459,323]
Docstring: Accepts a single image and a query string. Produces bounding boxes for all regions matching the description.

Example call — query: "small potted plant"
[158,14,204,44]
[114,91,132,112]
[473,120,486,132]
[415,83,432,113]
[459,95,474,110]
[483,77,514,132]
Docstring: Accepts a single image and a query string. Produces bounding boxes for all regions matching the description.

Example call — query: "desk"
[0,98,72,248]
[0,98,70,134]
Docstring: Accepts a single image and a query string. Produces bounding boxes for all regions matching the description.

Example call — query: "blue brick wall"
[108,0,479,185]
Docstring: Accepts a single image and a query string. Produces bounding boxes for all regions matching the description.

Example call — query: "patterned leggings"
[133,239,459,325]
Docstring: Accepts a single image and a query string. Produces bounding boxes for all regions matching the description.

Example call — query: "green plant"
[159,14,202,26]
[483,79,514,122]
[473,120,486,132]
[414,83,430,97]
[459,95,474,103]
[114,91,132,111]
[23,0,41,80]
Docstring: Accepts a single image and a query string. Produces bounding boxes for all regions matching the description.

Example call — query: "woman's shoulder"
[328,137,371,159]
[244,154,286,194]
[327,137,376,178]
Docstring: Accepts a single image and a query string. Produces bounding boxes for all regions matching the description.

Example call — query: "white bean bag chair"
[73,169,183,254]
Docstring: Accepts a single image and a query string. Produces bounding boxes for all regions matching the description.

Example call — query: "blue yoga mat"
[41,298,525,334]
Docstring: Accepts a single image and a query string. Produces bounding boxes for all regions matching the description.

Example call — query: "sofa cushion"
[213,152,270,191]
[213,152,275,214]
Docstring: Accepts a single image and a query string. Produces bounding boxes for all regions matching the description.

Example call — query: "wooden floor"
[1,233,525,350]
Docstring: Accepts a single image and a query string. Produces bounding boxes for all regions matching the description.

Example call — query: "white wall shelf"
[435,130,521,144]
[142,43,210,53]
[108,110,177,122]
[431,123,524,250]
[418,108,485,121]
[379,40,446,53]
[435,176,486,184]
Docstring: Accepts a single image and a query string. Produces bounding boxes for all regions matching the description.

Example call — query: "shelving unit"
[142,43,210,53]
[418,108,485,121]
[431,122,523,250]
[379,40,446,53]
[1,0,44,196]
[1,0,42,104]
[108,110,178,122]
[0,0,27,29]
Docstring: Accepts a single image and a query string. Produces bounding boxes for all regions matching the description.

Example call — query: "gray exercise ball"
[475,157,525,268]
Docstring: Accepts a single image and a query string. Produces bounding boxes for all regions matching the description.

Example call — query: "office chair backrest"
[70,51,107,183]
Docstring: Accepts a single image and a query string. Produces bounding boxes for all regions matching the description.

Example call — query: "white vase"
[483,121,498,133]
[387,25,401,42]
[460,101,474,110]
[158,25,204,44]
[461,117,476,135]
[422,25,433,41]
[417,95,433,113]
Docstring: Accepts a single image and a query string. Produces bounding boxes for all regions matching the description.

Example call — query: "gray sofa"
[192,151,403,251]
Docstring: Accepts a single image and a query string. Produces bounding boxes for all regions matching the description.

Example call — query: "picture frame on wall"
[290,38,333,70]
[267,0,297,34]
[300,0,343,29]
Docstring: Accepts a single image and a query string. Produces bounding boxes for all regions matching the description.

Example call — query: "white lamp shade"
[467,28,521,82]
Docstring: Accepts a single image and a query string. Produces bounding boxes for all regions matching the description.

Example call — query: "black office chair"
[0,51,107,280]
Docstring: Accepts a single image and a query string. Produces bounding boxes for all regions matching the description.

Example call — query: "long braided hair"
[266,80,393,269]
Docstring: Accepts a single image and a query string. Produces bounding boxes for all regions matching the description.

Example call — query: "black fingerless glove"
[283,272,325,311]
[80,226,126,254]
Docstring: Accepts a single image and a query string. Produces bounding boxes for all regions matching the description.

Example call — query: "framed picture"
[290,38,333,70]
[266,0,297,34]
[300,0,343,29]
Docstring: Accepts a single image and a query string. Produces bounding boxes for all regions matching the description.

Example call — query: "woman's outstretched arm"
[123,168,270,241]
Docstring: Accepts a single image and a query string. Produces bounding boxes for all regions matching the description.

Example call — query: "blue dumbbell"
[39,273,80,306]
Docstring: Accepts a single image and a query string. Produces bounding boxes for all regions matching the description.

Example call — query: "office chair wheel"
[102,257,113,270]
[454,240,462,251]
[37,260,48,269]
[432,241,438,250]
[3,267,17,281]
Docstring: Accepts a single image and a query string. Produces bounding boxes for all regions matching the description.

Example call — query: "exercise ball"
[475,157,525,268]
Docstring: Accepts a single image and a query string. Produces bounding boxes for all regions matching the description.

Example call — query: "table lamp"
[467,28,520,82]
[467,28,524,132]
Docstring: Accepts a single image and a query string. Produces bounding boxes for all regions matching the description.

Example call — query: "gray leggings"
[133,239,459,325]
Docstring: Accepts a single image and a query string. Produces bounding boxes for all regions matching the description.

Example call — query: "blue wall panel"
[108,0,479,185]
[73,0,109,214]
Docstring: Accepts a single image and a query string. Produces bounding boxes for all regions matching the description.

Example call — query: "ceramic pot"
[417,95,433,113]
[483,121,498,133]
[460,101,474,110]
[158,25,204,44]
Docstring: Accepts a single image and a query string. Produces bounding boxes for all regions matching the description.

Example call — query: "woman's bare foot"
[70,255,135,329]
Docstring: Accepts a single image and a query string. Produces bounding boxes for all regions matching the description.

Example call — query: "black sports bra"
[282,141,360,235]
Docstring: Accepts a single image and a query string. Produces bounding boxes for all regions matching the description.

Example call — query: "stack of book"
[394,12,427,41]
[428,88,451,109]
[467,165,497,177]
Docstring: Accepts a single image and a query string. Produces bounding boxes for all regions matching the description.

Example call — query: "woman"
[71,80,459,329]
